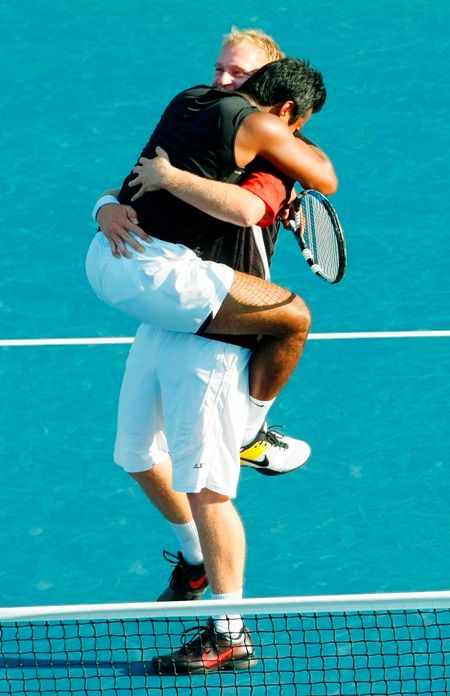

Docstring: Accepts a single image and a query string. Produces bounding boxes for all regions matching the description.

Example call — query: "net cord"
[2,590,450,623]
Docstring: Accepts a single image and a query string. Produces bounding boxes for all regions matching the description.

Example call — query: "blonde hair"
[222,27,284,62]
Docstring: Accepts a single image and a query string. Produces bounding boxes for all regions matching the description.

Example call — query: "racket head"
[290,189,347,284]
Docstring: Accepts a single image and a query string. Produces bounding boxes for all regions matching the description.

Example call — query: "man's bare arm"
[128,147,266,227]
[295,133,330,162]
[235,112,338,195]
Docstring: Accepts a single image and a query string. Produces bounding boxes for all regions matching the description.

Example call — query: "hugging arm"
[235,112,338,196]
[128,147,267,227]
[94,152,271,257]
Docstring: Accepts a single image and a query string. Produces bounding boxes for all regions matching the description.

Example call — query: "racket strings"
[299,197,342,280]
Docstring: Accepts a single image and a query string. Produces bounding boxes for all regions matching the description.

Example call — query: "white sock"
[211,590,244,637]
[170,520,203,565]
[243,396,275,446]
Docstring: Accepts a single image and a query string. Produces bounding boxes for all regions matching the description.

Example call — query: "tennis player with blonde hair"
[90,30,336,674]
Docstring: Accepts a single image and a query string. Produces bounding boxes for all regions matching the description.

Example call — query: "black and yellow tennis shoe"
[240,425,311,476]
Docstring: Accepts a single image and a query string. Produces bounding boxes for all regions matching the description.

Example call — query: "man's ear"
[271,100,295,122]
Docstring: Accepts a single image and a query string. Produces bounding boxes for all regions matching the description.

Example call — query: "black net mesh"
[1,609,449,695]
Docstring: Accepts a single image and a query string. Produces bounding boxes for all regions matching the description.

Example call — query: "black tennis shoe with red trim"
[157,551,208,602]
[152,618,257,674]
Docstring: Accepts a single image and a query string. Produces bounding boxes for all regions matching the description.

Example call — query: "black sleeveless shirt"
[118,86,258,257]
[117,86,285,348]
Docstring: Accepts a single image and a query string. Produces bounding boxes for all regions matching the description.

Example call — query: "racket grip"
[302,249,321,275]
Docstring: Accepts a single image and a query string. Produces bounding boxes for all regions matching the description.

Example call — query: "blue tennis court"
[1,0,449,634]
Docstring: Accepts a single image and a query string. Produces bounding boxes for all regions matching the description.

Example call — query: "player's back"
[118,86,257,251]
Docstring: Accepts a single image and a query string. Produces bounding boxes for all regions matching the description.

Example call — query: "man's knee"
[128,457,171,484]
[287,294,311,334]
[187,488,230,508]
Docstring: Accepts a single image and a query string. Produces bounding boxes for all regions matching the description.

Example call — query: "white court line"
[1,331,450,348]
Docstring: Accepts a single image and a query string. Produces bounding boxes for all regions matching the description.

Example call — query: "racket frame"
[289,189,347,284]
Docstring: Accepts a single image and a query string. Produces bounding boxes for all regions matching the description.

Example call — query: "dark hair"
[239,57,326,123]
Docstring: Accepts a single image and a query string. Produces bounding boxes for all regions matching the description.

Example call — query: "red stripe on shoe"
[189,575,207,590]
[201,646,235,669]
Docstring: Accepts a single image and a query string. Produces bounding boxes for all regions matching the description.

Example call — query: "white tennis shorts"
[85,232,235,333]
[114,324,251,498]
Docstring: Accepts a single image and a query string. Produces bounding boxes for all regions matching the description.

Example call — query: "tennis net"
[1,591,449,695]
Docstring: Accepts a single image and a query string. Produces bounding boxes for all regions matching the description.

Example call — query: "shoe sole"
[157,588,206,601]
[241,451,311,476]
[152,656,258,674]
[219,656,258,671]
[253,466,289,477]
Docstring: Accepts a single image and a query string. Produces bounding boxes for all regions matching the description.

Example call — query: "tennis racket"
[288,189,347,284]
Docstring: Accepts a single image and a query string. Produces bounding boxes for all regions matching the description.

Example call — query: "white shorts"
[114,324,251,498]
[85,232,235,333]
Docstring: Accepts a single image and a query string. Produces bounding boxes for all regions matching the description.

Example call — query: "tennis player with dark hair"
[93,35,333,469]
[87,56,336,445]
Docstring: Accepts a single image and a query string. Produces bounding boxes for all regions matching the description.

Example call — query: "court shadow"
[0,655,157,676]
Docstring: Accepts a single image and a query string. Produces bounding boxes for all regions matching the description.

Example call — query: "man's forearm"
[237,115,338,196]
[296,133,330,163]
[160,168,266,227]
